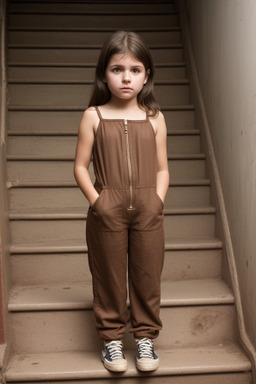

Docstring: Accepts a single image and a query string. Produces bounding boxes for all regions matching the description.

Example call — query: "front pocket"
[91,189,105,211]
[153,189,164,210]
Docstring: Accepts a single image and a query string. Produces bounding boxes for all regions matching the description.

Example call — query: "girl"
[74,31,169,373]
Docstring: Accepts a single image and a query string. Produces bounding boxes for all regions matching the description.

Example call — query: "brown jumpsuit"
[86,106,165,341]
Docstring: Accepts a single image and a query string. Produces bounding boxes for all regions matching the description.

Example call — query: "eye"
[112,67,120,73]
[132,68,141,74]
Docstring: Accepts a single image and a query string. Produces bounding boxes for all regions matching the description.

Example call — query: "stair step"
[8,46,184,65]
[9,237,223,254]
[8,109,195,133]
[9,2,176,14]
[5,373,253,384]
[9,13,179,29]
[8,83,190,106]
[9,305,237,353]
[7,178,210,188]
[7,130,200,156]
[7,157,206,182]
[11,249,222,285]
[9,279,234,312]
[5,346,251,382]
[8,128,198,136]
[9,211,216,244]
[9,206,216,219]
[8,29,181,46]
[8,64,186,82]
[8,183,210,211]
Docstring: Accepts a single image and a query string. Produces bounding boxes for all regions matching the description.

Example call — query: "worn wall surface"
[184,0,256,348]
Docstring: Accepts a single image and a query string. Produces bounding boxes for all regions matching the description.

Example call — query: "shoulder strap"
[95,106,103,120]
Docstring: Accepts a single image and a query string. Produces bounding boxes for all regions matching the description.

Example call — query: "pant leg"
[128,225,165,339]
[86,222,129,341]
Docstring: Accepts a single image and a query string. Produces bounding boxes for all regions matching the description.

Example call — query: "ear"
[144,69,150,84]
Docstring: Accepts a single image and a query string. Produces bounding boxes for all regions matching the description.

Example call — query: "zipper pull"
[124,119,128,134]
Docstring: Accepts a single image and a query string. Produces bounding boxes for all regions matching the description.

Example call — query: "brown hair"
[88,31,160,116]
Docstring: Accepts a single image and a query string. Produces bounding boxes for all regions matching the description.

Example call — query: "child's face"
[104,52,148,102]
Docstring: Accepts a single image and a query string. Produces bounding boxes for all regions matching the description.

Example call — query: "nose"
[122,70,131,83]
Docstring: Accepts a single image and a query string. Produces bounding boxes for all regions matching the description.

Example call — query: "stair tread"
[7,153,205,161]
[8,62,186,68]
[8,104,196,111]
[8,129,200,136]
[8,79,189,85]
[9,25,179,31]
[9,206,216,219]
[10,237,223,254]
[7,178,210,189]
[6,345,251,381]
[9,278,233,312]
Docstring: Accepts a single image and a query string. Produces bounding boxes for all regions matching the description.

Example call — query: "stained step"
[5,346,251,382]
[6,373,253,384]
[9,304,236,353]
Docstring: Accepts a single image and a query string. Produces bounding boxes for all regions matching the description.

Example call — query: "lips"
[121,87,132,90]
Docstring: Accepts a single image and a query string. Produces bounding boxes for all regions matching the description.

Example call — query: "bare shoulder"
[79,107,99,133]
[149,111,167,135]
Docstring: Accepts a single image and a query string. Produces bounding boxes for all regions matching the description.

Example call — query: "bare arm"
[73,108,99,206]
[152,112,169,203]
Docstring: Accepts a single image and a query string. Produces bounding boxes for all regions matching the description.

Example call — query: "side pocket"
[91,189,105,211]
[153,189,164,210]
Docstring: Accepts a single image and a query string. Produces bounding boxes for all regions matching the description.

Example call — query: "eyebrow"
[109,64,144,69]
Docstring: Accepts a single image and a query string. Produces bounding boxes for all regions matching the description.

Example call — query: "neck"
[107,96,140,112]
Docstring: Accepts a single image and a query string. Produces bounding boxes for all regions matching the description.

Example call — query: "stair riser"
[7,135,200,156]
[8,110,195,132]
[8,66,186,82]
[9,185,210,211]
[14,373,249,384]
[9,3,176,14]
[9,30,182,46]
[8,48,184,65]
[9,84,190,106]
[10,305,236,354]
[9,14,179,29]
[10,250,222,285]
[7,159,205,181]
[9,214,216,244]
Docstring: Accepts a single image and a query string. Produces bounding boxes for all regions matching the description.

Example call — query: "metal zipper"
[124,119,135,210]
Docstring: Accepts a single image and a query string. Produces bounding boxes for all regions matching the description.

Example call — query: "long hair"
[88,31,160,116]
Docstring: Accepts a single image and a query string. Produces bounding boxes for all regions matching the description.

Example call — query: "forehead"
[107,53,144,67]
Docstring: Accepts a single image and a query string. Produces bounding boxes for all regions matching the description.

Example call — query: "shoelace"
[105,340,124,360]
[136,338,154,358]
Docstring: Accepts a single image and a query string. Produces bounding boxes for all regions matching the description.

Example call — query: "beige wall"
[184,0,256,348]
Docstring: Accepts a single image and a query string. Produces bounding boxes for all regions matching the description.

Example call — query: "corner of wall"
[0,0,13,375]
[178,0,256,380]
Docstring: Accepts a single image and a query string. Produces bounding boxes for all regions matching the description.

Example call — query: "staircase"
[3,0,253,382]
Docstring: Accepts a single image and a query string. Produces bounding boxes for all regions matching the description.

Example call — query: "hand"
[90,193,99,207]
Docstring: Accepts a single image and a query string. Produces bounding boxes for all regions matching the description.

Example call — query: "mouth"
[121,87,132,90]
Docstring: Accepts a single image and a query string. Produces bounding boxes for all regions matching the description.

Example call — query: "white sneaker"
[102,340,127,372]
[136,338,159,371]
